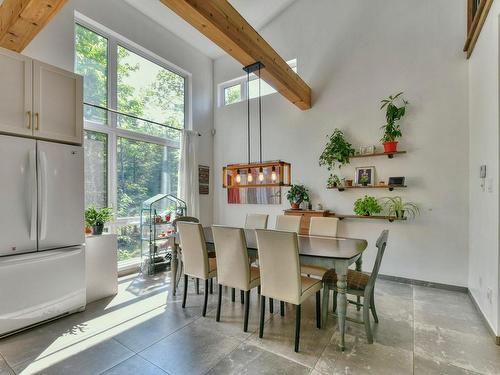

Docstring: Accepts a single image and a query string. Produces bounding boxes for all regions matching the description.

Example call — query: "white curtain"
[179,130,200,219]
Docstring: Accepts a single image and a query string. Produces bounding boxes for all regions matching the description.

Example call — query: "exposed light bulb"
[247,168,253,183]
[258,167,264,182]
[271,166,277,182]
[235,169,241,184]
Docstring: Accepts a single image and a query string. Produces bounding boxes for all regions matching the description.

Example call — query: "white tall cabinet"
[0,47,83,145]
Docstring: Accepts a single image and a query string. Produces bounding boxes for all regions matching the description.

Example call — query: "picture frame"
[355,166,375,186]
[359,145,375,155]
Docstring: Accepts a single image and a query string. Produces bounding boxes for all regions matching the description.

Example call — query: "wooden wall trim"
[464,0,494,59]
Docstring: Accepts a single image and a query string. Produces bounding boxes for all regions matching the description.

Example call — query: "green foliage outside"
[353,196,382,216]
[75,24,183,261]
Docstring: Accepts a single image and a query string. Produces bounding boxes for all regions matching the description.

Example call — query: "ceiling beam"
[160,0,312,110]
[0,0,68,53]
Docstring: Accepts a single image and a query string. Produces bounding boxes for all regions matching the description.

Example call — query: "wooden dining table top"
[202,227,368,260]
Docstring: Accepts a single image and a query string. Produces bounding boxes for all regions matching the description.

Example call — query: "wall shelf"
[329,185,407,192]
[331,214,406,223]
[351,151,406,159]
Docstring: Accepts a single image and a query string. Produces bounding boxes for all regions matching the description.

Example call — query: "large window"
[219,59,297,106]
[75,21,185,264]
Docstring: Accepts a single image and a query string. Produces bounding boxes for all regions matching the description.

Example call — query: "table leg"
[171,244,178,296]
[336,261,348,351]
[355,255,362,311]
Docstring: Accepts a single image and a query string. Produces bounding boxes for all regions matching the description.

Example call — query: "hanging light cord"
[247,69,251,164]
[258,64,262,163]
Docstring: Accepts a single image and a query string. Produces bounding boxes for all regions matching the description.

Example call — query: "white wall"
[23,0,214,225]
[468,2,500,335]
[214,0,469,286]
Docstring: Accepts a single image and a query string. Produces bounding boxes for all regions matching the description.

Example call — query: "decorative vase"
[383,141,398,153]
[92,225,104,235]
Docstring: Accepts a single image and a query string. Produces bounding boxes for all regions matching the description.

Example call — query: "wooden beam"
[0,0,68,53]
[160,0,312,110]
[464,0,493,59]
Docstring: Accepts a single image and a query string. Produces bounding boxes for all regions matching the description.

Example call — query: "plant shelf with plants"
[329,184,407,192]
[351,150,407,159]
[331,214,406,222]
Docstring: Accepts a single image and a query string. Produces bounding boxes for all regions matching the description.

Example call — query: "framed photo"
[355,166,375,186]
[359,145,375,155]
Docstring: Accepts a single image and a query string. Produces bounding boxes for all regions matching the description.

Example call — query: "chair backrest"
[275,215,301,233]
[177,222,209,279]
[368,230,389,288]
[245,214,269,229]
[172,216,199,229]
[255,229,302,305]
[309,217,339,237]
[212,226,251,290]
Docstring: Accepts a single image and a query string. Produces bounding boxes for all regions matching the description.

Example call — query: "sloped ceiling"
[123,0,297,59]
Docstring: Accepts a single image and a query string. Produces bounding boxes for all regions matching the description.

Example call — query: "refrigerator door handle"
[28,149,37,241]
[39,150,48,241]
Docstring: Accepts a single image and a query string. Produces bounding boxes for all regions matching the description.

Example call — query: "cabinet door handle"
[26,111,32,129]
[35,113,40,130]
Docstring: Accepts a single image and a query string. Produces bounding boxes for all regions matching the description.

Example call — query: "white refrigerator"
[0,134,86,336]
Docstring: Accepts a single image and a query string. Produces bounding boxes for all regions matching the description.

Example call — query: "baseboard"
[378,274,468,293]
[467,290,500,346]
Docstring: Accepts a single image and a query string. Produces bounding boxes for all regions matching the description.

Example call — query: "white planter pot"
[85,234,118,303]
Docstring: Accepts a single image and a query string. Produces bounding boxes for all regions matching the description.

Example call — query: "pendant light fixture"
[222,61,292,189]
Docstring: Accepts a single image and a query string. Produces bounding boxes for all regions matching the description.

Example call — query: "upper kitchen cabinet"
[33,61,83,145]
[0,48,33,137]
[0,48,83,145]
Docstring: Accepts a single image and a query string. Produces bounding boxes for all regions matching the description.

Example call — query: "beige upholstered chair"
[177,222,217,316]
[255,229,322,352]
[301,217,340,278]
[212,226,260,332]
[322,230,389,343]
[275,215,301,232]
[244,214,269,229]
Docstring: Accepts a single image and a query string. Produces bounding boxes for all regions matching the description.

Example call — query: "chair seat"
[300,264,329,278]
[299,276,322,304]
[323,269,369,291]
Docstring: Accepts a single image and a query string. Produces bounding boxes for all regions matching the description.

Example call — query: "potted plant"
[381,196,419,219]
[380,92,408,153]
[85,207,113,235]
[327,174,342,188]
[286,184,310,210]
[353,195,382,216]
[319,128,355,171]
[359,174,370,186]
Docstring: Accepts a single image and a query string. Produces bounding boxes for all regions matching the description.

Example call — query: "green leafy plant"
[380,92,408,142]
[85,207,113,227]
[381,196,419,219]
[319,129,355,171]
[327,174,342,188]
[286,184,310,205]
[359,174,369,186]
[353,196,382,216]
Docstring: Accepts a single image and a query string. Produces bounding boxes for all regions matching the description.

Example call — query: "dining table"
[171,227,368,350]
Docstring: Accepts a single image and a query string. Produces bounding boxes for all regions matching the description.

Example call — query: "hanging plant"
[319,129,355,171]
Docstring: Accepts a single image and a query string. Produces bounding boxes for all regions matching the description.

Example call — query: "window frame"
[218,59,297,107]
[75,14,190,264]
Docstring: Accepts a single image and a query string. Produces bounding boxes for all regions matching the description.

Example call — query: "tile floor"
[1,273,499,375]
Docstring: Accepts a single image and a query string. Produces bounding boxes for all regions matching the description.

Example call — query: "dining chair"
[255,229,322,352]
[244,214,269,229]
[177,222,217,317]
[212,226,260,332]
[301,217,340,278]
[321,230,389,343]
[275,215,301,233]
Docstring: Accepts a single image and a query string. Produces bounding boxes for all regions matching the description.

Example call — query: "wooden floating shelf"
[329,185,407,192]
[351,151,406,159]
[331,214,406,223]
